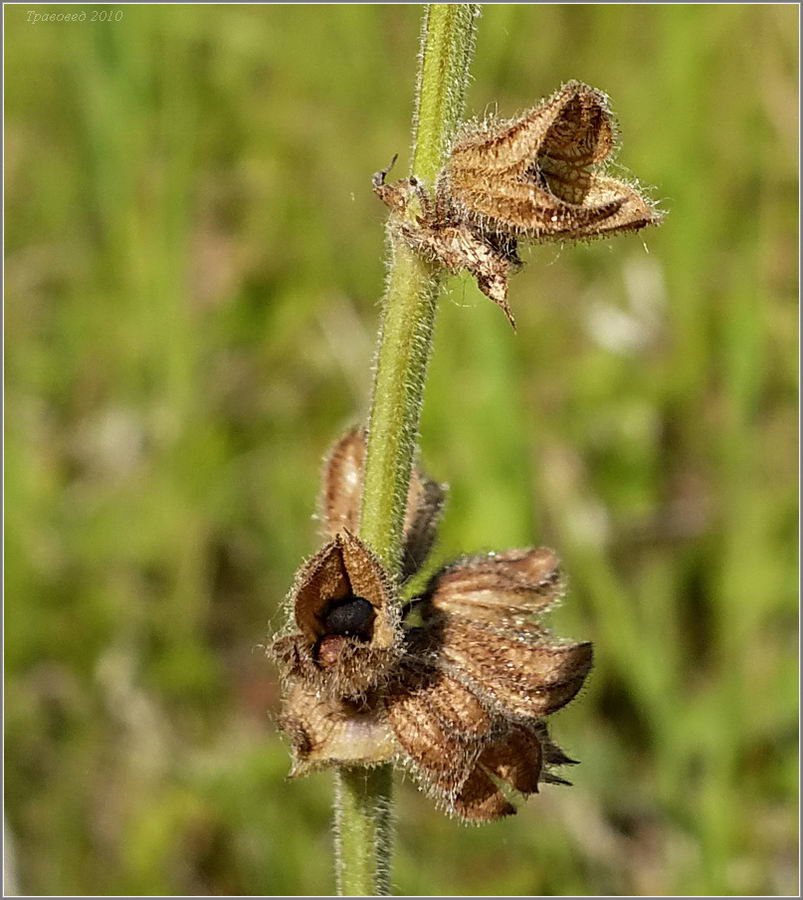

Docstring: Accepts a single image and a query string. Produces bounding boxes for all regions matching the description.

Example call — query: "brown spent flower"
[272,428,593,821]
[272,429,445,767]
[374,80,663,327]
[385,550,591,820]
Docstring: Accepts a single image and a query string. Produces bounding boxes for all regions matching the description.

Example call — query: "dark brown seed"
[323,595,376,639]
[291,531,395,648]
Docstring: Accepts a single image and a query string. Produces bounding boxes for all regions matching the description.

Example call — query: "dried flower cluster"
[374,80,662,327]
[272,428,592,822]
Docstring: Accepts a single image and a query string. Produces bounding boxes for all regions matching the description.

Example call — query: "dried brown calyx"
[272,429,445,771]
[374,80,663,328]
[272,530,402,705]
[386,548,591,820]
[321,426,445,580]
[272,428,593,821]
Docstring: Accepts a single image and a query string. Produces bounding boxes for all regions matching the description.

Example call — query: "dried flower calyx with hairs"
[374,80,663,327]
[272,428,592,821]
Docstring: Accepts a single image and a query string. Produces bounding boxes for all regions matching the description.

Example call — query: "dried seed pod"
[374,80,662,327]
[274,434,592,821]
[320,427,446,579]
[377,617,586,821]
[272,530,402,701]
[273,534,591,818]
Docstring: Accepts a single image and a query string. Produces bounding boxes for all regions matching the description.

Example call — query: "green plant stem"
[334,766,394,896]
[333,4,479,896]
[361,2,478,573]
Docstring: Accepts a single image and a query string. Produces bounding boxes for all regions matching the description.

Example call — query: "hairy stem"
[361,2,478,573]
[333,4,479,896]
[334,766,393,896]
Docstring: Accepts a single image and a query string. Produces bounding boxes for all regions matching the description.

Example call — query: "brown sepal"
[449,722,545,822]
[425,547,564,623]
[443,80,661,239]
[434,615,593,717]
[452,766,517,822]
[385,660,491,802]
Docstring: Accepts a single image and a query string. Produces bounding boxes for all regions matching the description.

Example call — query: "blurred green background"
[5,3,798,896]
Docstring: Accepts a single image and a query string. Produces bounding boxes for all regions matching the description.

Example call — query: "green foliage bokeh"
[5,4,798,895]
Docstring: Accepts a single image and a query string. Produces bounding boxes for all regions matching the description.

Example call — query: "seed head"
[272,428,593,821]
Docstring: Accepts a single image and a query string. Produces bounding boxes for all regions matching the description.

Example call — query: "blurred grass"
[4,3,798,896]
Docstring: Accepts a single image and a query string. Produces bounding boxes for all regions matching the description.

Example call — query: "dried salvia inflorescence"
[272,428,593,821]
[374,80,663,327]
